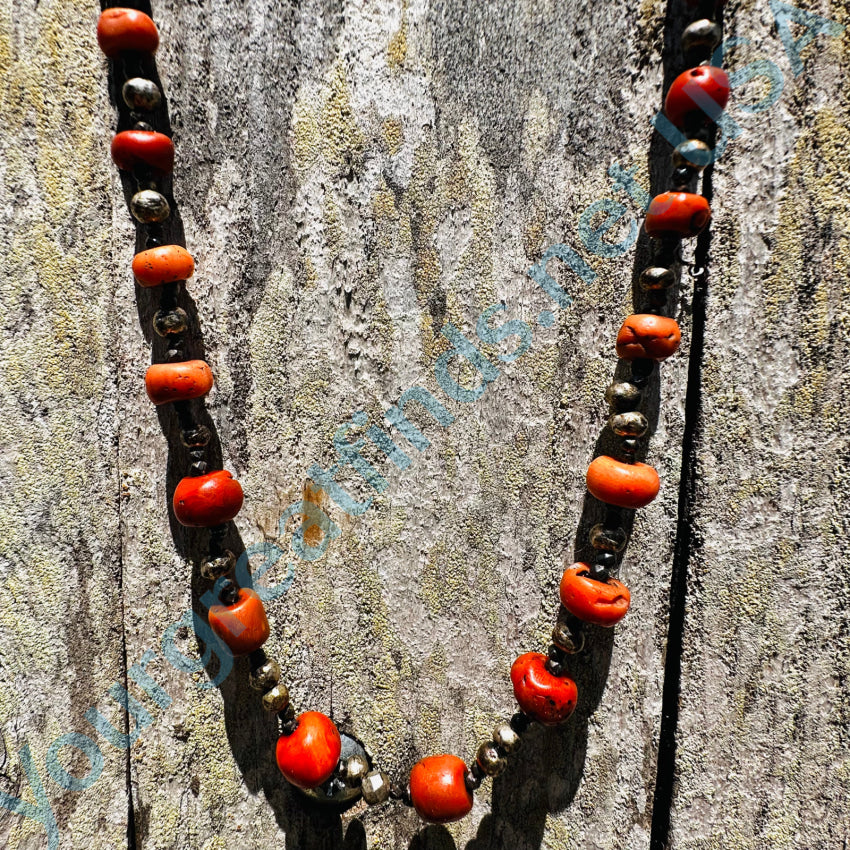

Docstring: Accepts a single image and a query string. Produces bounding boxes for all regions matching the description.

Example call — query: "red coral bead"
[276,712,342,790]
[173,470,244,527]
[111,131,175,175]
[145,360,213,405]
[208,588,270,657]
[510,652,577,726]
[664,65,730,129]
[132,245,195,287]
[97,8,159,57]
[408,754,473,824]
[559,564,631,627]
[616,314,682,361]
[645,192,711,239]
[586,456,660,509]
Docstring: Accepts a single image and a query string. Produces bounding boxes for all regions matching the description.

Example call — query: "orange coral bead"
[111,131,175,175]
[173,470,244,527]
[208,588,270,657]
[145,360,213,405]
[409,754,473,824]
[559,564,631,627]
[616,314,681,361]
[510,652,578,726]
[664,65,730,130]
[645,192,711,239]
[132,245,195,287]
[586,456,660,509]
[276,712,342,790]
[97,8,159,57]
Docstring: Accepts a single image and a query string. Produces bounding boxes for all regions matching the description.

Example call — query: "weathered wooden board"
[0,0,846,849]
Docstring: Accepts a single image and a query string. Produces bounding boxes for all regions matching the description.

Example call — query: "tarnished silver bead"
[248,657,281,692]
[131,190,170,223]
[492,722,522,754]
[342,754,369,786]
[639,266,676,291]
[361,770,391,805]
[153,307,189,337]
[200,550,235,581]
[605,381,642,412]
[261,683,290,713]
[122,77,162,111]
[475,741,507,777]
[552,620,586,654]
[609,410,649,438]
[589,524,628,553]
[672,139,712,171]
[681,19,722,53]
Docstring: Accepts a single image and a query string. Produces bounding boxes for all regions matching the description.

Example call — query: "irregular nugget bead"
[276,712,342,790]
[664,65,730,129]
[97,8,159,57]
[133,245,195,287]
[559,563,631,626]
[409,755,473,824]
[145,360,213,405]
[616,314,681,361]
[208,588,269,656]
[173,470,244,526]
[586,456,660,509]
[645,192,711,239]
[510,652,577,726]
[111,131,174,175]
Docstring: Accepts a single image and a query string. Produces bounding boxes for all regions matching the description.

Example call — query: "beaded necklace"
[96,1,728,829]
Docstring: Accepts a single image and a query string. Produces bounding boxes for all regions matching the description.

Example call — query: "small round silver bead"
[248,658,281,692]
[605,381,642,413]
[492,722,522,754]
[131,190,170,223]
[552,620,586,654]
[589,524,628,553]
[475,741,507,777]
[361,770,391,805]
[609,410,649,438]
[200,550,235,582]
[639,266,676,291]
[672,139,712,171]
[261,683,290,713]
[681,19,722,53]
[342,754,369,786]
[122,77,163,111]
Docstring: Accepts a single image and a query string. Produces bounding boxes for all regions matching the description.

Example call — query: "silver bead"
[261,683,290,713]
[672,139,712,171]
[609,411,649,438]
[248,658,280,691]
[589,524,628,553]
[605,381,642,413]
[492,722,522,754]
[681,19,722,52]
[639,266,676,291]
[343,754,369,786]
[361,770,391,805]
[475,741,507,777]
[130,190,170,223]
[122,77,163,111]
[552,620,586,654]
[200,550,235,581]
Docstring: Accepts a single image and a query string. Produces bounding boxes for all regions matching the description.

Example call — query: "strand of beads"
[97,5,395,810]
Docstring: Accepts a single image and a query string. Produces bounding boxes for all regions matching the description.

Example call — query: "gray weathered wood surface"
[0,0,847,848]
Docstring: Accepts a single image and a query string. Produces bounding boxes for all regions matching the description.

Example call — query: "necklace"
[96,0,727,830]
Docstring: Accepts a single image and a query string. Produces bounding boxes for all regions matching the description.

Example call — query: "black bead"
[189,448,206,461]
[621,437,639,455]
[181,425,211,448]
[587,561,611,582]
[166,348,185,362]
[191,460,209,475]
[145,234,163,249]
[631,359,654,386]
[248,648,267,669]
[595,551,617,569]
[671,165,695,187]
[133,121,154,132]
[509,712,532,734]
[217,577,240,606]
